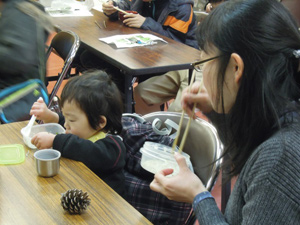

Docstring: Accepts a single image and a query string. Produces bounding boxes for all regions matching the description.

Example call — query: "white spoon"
[23,115,36,136]
[21,115,37,149]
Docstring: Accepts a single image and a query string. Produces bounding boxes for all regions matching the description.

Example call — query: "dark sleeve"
[194,198,228,225]
[141,4,195,45]
[0,4,38,75]
[53,134,125,173]
[58,113,65,127]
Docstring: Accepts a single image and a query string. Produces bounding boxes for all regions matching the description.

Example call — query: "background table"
[0,121,152,225]
[52,9,201,112]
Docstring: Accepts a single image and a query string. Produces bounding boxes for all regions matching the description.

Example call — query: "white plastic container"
[140,142,193,176]
[21,123,65,149]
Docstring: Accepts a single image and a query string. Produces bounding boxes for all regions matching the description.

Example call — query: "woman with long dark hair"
[150,0,300,224]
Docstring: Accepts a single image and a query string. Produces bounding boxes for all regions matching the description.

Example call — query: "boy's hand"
[30,98,59,123]
[31,132,55,149]
[123,13,146,28]
[102,1,116,15]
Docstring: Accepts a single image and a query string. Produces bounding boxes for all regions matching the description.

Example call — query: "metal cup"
[34,149,61,177]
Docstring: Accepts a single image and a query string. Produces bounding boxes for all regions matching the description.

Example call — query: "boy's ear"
[231,53,244,85]
[98,116,107,130]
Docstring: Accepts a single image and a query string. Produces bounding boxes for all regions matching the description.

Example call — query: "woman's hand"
[123,13,146,28]
[102,1,116,15]
[30,98,59,123]
[31,132,55,149]
[181,81,213,119]
[150,152,207,203]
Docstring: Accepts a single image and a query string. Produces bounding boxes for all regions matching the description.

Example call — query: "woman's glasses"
[191,55,223,72]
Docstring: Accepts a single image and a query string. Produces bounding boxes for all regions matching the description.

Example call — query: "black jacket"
[0,0,53,89]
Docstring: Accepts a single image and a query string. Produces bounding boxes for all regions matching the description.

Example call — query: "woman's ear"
[98,116,107,130]
[231,53,244,85]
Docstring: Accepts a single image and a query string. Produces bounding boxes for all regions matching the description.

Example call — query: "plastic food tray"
[140,141,193,176]
[21,123,65,149]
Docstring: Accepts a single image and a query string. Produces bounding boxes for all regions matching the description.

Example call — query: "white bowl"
[140,142,193,176]
[21,123,65,149]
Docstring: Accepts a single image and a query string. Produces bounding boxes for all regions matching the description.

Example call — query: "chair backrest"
[46,30,80,106]
[143,111,223,191]
[194,11,209,24]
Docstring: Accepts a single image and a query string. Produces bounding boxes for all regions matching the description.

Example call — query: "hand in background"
[205,3,213,13]
[30,97,59,123]
[181,81,213,119]
[123,13,146,28]
[31,132,55,149]
[150,153,207,203]
[102,1,116,15]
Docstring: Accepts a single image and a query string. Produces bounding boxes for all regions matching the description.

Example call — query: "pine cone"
[61,189,91,214]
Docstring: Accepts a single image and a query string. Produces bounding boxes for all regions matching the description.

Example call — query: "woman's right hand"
[102,1,116,15]
[181,81,213,118]
[30,97,59,123]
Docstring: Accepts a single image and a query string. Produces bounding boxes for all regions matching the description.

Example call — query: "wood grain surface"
[0,121,152,225]
[52,9,201,76]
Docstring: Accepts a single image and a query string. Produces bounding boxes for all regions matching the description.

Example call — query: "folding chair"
[143,111,223,224]
[46,30,80,107]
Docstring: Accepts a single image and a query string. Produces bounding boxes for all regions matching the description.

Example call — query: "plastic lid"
[143,141,189,158]
[0,144,25,165]
[144,141,179,153]
[141,142,194,173]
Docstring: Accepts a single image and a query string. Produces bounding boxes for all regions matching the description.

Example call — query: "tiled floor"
[46,34,230,223]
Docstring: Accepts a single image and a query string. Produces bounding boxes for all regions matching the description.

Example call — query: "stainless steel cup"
[34,149,61,177]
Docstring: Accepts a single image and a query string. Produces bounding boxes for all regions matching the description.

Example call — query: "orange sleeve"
[163,5,193,34]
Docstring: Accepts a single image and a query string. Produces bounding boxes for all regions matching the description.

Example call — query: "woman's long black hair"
[197,0,300,177]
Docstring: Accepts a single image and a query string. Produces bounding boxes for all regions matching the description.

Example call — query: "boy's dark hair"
[60,70,123,134]
[197,0,300,177]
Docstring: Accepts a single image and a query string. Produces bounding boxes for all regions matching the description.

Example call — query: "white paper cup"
[34,149,61,177]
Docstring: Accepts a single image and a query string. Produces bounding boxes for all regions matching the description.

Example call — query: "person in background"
[204,0,226,13]
[101,0,199,114]
[133,0,225,115]
[30,70,127,197]
[73,0,199,113]
[0,0,53,89]
[102,0,198,49]
[150,0,300,224]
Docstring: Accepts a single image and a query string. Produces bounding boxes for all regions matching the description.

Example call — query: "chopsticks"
[113,6,130,15]
[95,20,103,29]
[95,20,106,29]
[172,70,203,153]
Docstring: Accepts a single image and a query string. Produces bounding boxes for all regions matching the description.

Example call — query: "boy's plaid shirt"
[121,116,192,225]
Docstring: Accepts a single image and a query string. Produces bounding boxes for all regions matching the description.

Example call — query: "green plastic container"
[0,144,25,165]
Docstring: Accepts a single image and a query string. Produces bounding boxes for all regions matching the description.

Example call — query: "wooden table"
[52,9,201,112]
[0,122,152,225]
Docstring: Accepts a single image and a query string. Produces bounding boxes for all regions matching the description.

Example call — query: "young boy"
[30,70,126,197]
